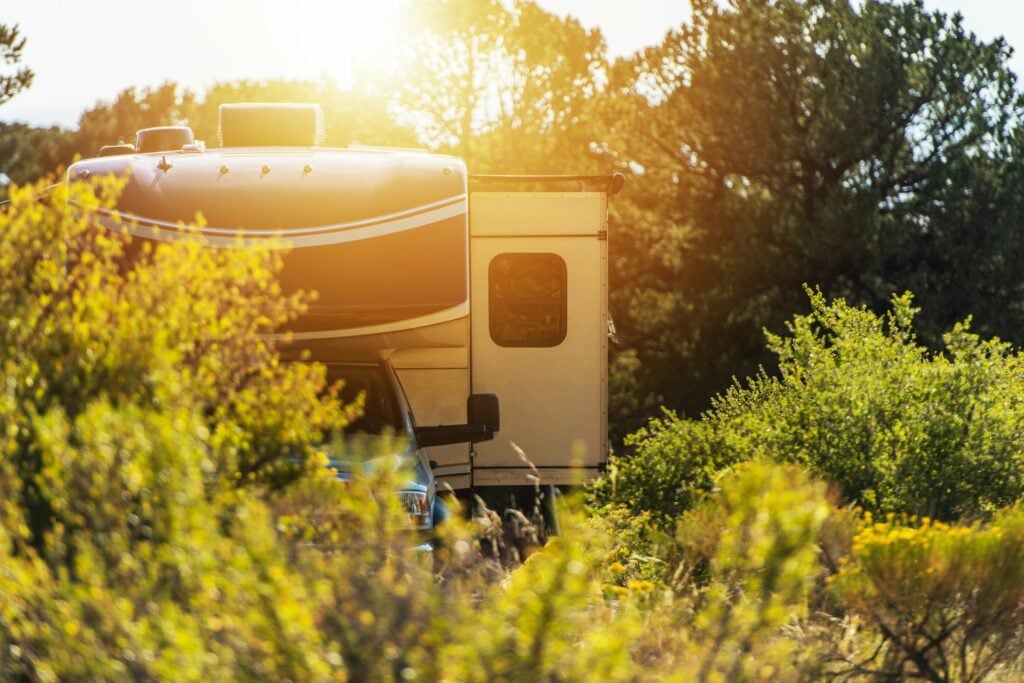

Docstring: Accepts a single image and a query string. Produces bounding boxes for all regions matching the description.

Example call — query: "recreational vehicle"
[66,103,622,531]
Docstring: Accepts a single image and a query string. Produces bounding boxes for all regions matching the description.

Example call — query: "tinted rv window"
[489,253,567,347]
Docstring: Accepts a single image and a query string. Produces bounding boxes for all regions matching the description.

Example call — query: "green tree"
[382,0,609,173]
[69,78,417,158]
[189,78,417,149]
[0,122,74,189]
[0,23,32,106]
[606,0,1024,435]
[72,81,196,158]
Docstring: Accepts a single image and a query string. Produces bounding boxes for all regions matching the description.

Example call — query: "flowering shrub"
[592,283,1024,676]
[826,509,1024,680]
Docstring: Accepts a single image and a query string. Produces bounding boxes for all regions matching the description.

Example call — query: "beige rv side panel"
[470,192,605,236]
[470,192,608,486]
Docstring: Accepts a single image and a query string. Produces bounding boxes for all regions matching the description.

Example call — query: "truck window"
[328,366,404,435]
[488,252,567,347]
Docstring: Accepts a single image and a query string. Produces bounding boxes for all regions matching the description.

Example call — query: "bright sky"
[1,0,1020,129]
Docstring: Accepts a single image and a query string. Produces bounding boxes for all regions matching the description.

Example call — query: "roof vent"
[135,126,195,153]
[218,103,325,148]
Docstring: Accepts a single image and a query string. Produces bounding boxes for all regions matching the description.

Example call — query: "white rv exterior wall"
[468,192,609,485]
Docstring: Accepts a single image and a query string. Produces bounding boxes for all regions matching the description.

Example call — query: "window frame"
[487,251,568,348]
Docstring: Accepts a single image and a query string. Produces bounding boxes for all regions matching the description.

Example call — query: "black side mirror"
[414,393,501,448]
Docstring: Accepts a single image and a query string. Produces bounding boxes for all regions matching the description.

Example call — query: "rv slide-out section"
[395,191,610,489]
[397,190,610,489]
[468,191,608,486]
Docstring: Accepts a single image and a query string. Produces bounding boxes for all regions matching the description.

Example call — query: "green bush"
[670,463,832,680]
[0,180,343,678]
[598,289,1024,525]
[595,464,1024,680]
[436,463,835,681]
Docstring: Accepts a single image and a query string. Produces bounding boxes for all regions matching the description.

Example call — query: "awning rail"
[469,173,625,195]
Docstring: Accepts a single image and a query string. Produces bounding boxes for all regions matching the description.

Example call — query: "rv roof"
[470,173,625,195]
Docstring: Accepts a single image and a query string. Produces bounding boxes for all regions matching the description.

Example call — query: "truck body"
[67,104,615,503]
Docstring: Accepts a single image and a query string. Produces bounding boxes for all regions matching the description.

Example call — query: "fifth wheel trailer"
[66,103,622,520]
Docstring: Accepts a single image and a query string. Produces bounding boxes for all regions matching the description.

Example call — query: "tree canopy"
[606,0,1024,434]
[0,23,32,107]
[378,0,609,172]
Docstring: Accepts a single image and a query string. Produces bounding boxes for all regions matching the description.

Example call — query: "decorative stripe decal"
[88,194,468,249]
[264,301,470,341]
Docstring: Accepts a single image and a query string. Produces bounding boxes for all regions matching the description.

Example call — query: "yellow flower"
[627,580,656,593]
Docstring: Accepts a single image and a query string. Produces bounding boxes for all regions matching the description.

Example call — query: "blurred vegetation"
[0,178,345,678]
[0,179,622,680]
[591,292,1024,676]
[0,121,72,187]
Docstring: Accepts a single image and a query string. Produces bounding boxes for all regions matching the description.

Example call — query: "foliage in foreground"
[4,182,1024,680]
[0,178,346,679]
[0,181,642,680]
[827,508,1024,681]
